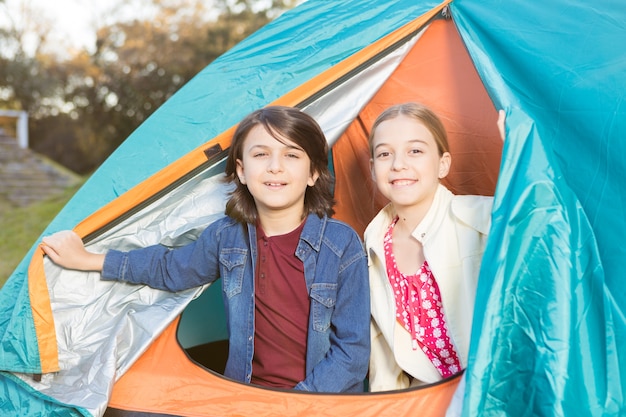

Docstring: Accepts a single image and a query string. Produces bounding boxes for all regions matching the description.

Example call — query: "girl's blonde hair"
[368,102,450,157]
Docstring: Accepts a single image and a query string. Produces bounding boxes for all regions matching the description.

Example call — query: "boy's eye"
[409,148,423,155]
[252,152,267,158]
[286,152,300,159]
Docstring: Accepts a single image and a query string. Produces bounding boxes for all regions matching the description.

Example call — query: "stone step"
[0,135,81,207]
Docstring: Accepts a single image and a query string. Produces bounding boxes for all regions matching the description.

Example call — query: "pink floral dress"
[384,217,462,378]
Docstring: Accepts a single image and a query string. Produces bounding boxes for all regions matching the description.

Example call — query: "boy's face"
[236,124,319,220]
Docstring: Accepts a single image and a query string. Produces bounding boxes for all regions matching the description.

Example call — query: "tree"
[1,0,300,174]
[0,1,61,114]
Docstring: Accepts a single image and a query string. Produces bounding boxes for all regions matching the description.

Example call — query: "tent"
[1,0,625,415]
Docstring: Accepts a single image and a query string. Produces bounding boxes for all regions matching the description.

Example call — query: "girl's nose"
[391,154,407,171]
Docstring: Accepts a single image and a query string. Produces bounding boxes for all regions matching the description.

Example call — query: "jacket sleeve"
[294,232,371,393]
[368,318,410,391]
[101,222,221,292]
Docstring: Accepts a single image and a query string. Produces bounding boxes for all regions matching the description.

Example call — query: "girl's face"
[370,114,450,213]
[236,124,319,218]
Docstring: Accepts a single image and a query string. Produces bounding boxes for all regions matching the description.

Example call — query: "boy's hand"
[41,230,105,272]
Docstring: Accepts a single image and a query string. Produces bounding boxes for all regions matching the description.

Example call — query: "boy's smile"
[236,125,318,232]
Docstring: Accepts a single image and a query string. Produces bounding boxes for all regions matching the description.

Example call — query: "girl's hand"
[497,110,506,141]
[41,230,105,271]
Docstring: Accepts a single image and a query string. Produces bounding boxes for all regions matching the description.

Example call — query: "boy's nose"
[267,154,283,172]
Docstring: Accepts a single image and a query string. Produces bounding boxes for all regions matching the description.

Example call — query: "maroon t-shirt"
[251,221,310,388]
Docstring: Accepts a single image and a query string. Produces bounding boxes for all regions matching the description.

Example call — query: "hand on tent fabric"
[41,230,105,272]
[497,110,506,141]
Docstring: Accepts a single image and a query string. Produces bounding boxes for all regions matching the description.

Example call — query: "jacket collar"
[366,184,453,247]
[299,213,326,252]
[245,212,326,252]
[412,184,453,244]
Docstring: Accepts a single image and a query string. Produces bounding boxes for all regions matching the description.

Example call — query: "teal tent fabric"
[2,0,625,415]
[0,373,86,417]
[452,0,626,415]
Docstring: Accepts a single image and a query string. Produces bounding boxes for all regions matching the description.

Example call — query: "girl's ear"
[236,159,246,184]
[438,152,451,179]
[370,158,376,182]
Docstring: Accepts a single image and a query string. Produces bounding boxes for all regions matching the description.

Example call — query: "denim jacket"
[102,213,370,392]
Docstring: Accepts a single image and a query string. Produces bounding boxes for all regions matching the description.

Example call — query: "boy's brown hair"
[224,106,335,223]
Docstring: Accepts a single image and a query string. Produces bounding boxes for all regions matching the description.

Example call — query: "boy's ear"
[308,170,320,187]
[236,159,246,184]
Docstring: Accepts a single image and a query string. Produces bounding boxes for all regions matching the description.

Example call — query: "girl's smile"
[370,114,450,222]
[389,178,417,187]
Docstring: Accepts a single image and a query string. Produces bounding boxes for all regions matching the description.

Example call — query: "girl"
[364,102,494,391]
[42,106,370,393]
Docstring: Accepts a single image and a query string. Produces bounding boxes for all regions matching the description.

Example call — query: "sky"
[35,0,108,50]
[1,0,281,55]
[1,0,159,55]
[2,0,102,51]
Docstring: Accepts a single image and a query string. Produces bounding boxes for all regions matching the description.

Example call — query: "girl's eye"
[409,148,423,155]
[375,151,390,159]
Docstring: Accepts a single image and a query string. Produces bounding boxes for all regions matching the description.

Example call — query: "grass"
[0,179,85,289]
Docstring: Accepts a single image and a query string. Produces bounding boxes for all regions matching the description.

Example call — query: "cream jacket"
[365,184,493,391]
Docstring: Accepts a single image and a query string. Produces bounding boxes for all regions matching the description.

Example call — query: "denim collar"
[244,213,327,253]
[299,213,326,252]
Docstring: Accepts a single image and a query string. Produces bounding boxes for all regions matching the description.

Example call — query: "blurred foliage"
[0,0,300,174]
